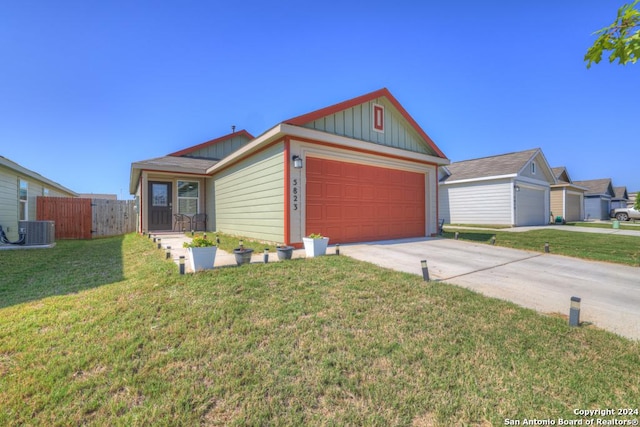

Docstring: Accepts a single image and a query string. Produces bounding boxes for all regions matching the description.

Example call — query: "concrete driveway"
[342,238,640,341]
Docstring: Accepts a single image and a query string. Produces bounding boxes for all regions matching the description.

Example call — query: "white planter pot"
[188,246,217,271]
[302,237,329,257]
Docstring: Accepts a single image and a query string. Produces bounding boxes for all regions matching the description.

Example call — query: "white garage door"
[516,186,547,226]
[565,193,582,222]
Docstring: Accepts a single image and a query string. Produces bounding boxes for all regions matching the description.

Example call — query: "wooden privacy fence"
[37,197,137,239]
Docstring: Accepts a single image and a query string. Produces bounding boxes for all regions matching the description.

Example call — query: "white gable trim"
[441,173,518,185]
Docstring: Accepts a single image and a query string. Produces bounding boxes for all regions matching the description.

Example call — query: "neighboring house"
[550,167,587,222]
[130,88,449,245]
[79,193,118,200]
[628,191,638,208]
[573,178,615,220]
[0,155,77,241]
[611,186,629,210]
[439,148,556,226]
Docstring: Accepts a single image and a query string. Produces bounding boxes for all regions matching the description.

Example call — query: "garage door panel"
[326,183,341,199]
[325,161,342,176]
[307,182,322,198]
[306,157,425,243]
[361,185,375,200]
[516,187,546,226]
[326,205,342,220]
[344,184,359,199]
[306,204,324,221]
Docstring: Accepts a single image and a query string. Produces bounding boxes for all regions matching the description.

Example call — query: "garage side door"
[306,157,425,243]
[516,186,546,226]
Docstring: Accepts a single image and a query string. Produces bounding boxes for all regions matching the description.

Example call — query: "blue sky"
[1,0,638,198]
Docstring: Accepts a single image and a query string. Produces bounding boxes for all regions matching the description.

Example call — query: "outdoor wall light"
[514,185,521,192]
[292,155,303,169]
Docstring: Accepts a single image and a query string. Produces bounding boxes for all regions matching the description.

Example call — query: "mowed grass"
[443,227,640,266]
[1,234,639,426]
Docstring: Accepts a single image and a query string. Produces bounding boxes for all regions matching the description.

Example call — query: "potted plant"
[302,233,329,257]
[183,237,217,271]
[233,240,254,266]
[276,244,294,260]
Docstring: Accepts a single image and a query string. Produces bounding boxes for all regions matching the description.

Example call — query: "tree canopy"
[585,0,640,68]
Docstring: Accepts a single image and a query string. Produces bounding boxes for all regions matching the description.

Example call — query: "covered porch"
[130,156,216,233]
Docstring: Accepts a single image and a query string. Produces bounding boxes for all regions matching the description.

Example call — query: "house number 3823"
[292,179,299,210]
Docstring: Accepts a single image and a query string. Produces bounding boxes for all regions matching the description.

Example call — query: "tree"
[585,0,640,68]
[635,191,640,210]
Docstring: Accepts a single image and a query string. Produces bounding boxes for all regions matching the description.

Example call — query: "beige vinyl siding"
[550,189,563,220]
[303,98,435,156]
[443,180,513,225]
[213,142,285,242]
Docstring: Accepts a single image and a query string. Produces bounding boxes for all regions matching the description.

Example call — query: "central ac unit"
[19,221,55,245]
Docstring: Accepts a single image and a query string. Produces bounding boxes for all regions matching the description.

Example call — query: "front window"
[177,181,199,214]
[19,179,28,220]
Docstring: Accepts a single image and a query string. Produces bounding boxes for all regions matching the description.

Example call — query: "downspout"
[139,173,144,234]
[284,137,291,245]
[433,168,438,237]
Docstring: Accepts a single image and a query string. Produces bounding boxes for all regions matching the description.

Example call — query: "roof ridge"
[449,147,540,165]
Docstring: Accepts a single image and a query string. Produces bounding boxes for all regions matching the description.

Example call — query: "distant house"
[628,191,638,208]
[611,186,629,210]
[573,178,615,220]
[78,193,118,200]
[439,148,556,226]
[550,167,586,222]
[0,156,77,241]
[130,88,449,245]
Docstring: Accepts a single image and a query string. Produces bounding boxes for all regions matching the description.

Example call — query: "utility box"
[19,221,55,245]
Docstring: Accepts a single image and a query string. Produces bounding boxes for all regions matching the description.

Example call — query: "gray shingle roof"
[441,148,539,182]
[131,156,218,173]
[551,166,570,183]
[573,178,614,196]
[613,186,628,200]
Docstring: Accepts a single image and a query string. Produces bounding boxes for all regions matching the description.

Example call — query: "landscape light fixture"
[421,259,430,282]
[569,296,581,327]
[292,155,303,169]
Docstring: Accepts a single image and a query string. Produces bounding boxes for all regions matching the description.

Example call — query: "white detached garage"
[439,148,556,226]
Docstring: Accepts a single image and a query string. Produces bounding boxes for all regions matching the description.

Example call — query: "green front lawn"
[1,234,639,425]
[443,227,640,266]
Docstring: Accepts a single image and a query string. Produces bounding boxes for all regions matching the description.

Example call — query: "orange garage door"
[306,157,425,244]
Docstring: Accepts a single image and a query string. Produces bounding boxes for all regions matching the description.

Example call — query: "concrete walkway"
[342,236,640,341]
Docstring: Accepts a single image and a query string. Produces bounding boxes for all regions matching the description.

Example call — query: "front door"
[148,181,173,230]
